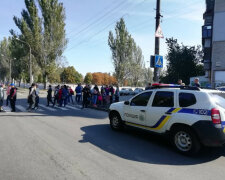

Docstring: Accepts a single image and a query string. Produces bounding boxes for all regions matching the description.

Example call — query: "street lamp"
[15,38,33,84]
[1,54,16,83]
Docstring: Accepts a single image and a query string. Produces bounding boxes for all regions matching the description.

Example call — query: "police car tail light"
[211,108,221,124]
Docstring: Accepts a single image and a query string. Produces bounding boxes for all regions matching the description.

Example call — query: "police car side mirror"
[124,101,130,105]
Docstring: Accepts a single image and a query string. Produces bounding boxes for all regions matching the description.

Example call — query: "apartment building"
[203,0,225,87]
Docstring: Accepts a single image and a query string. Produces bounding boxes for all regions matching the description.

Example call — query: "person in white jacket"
[0,84,5,112]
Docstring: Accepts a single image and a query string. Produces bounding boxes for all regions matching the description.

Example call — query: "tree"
[92,73,102,85]
[60,66,82,84]
[12,0,67,87]
[108,18,132,86]
[143,67,153,85]
[161,38,205,85]
[84,73,93,84]
[38,0,67,87]
[108,18,145,86]
[0,37,11,81]
[12,0,42,82]
[129,44,145,87]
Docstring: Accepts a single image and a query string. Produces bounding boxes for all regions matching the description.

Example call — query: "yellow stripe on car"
[126,116,171,130]
[154,116,171,130]
[172,108,182,113]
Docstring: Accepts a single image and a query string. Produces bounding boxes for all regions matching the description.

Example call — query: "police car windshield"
[209,93,225,108]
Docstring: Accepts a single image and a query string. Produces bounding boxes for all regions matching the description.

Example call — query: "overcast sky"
[0,0,205,76]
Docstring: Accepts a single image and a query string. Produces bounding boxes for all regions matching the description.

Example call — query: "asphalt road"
[0,89,225,180]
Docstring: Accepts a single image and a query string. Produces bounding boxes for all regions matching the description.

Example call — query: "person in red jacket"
[68,87,74,104]
[58,86,63,107]
[9,83,17,112]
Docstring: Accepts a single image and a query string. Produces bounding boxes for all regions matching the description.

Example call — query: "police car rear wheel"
[171,126,201,155]
[175,131,192,152]
[110,113,123,131]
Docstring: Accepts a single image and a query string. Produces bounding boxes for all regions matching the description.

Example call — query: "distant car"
[217,86,225,91]
[119,88,134,96]
[134,88,144,95]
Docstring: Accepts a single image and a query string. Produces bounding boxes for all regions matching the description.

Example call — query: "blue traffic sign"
[155,55,163,68]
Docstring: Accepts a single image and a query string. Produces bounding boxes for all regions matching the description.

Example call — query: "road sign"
[155,24,164,38]
[155,55,163,68]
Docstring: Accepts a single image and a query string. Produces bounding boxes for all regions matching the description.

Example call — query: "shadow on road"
[79,124,225,165]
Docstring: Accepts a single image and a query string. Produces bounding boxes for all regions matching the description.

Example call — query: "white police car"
[109,85,225,155]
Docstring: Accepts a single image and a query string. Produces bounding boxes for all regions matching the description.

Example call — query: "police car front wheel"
[110,112,123,131]
[171,126,201,155]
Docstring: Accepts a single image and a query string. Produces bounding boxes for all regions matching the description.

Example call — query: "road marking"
[39,104,57,112]
[57,106,69,111]
[16,105,27,112]
[36,108,44,112]
[66,105,81,111]
[2,106,11,112]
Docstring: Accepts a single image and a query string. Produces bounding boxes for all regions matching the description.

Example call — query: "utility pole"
[153,0,161,82]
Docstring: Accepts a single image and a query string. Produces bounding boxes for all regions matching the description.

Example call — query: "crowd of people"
[81,84,120,109]
[0,83,17,112]
[0,78,201,112]
[25,83,120,111]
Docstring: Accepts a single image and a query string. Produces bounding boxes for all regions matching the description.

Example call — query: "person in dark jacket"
[82,85,91,109]
[9,83,17,112]
[194,78,201,87]
[47,85,53,106]
[75,83,82,104]
[27,83,36,111]
[34,84,40,109]
[61,85,68,107]
[145,83,152,90]
[115,86,120,102]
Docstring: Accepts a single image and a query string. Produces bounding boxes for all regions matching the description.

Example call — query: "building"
[203,0,225,87]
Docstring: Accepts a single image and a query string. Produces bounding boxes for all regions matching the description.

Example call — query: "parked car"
[217,86,225,91]
[119,88,134,96]
[134,88,144,95]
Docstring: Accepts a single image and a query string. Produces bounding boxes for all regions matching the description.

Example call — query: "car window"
[209,93,225,108]
[130,92,152,106]
[179,93,196,107]
[152,91,174,107]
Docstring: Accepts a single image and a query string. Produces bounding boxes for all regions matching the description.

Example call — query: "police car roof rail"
[150,86,200,91]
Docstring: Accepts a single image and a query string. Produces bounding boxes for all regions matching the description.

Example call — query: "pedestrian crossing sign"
[155,55,163,68]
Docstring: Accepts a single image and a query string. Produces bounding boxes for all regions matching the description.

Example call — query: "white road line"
[36,108,44,112]
[16,105,27,112]
[2,106,11,112]
[39,104,57,112]
[66,105,81,111]
[57,107,69,111]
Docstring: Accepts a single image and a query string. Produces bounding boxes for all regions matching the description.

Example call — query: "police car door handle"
[165,112,172,115]
[140,110,145,112]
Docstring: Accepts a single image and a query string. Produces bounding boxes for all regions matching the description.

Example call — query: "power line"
[67,0,149,43]
[65,0,149,52]
[66,0,119,35]
[66,14,129,52]
[67,0,129,40]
